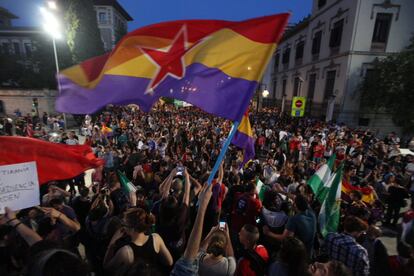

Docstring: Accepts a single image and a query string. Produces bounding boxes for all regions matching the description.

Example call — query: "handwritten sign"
[0,162,40,213]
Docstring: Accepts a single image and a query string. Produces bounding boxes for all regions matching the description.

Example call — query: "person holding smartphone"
[198,225,236,276]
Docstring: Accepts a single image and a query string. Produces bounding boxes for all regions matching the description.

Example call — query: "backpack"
[244,248,267,276]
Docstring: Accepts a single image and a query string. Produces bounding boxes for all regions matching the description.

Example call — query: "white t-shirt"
[66,138,79,145]
[265,129,273,138]
[279,131,288,141]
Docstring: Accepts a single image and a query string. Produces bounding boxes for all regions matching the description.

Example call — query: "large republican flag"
[55,14,289,122]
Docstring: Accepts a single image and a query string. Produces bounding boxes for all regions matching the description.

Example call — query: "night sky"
[1,0,312,30]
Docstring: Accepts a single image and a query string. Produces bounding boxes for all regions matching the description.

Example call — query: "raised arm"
[189,175,203,196]
[183,183,212,260]
[52,185,71,197]
[1,207,42,247]
[218,162,224,184]
[200,226,217,252]
[159,168,176,198]
[183,168,191,206]
[41,207,81,232]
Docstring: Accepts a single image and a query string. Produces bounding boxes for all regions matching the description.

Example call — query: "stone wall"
[0,89,58,116]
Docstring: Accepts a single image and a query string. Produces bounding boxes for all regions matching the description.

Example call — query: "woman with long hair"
[103,208,173,275]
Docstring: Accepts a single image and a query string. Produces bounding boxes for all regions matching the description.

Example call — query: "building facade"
[0,8,41,65]
[264,0,414,131]
[93,0,133,51]
[0,2,133,117]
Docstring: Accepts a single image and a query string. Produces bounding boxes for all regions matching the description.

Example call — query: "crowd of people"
[1,104,414,276]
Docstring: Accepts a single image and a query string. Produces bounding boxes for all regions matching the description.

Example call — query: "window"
[307,73,317,101]
[272,80,277,98]
[282,48,290,64]
[324,70,336,100]
[312,30,322,56]
[1,42,10,54]
[99,12,106,23]
[372,13,392,45]
[13,42,20,56]
[365,69,375,80]
[282,79,287,97]
[24,43,32,57]
[329,19,344,48]
[293,77,300,97]
[274,53,280,72]
[318,0,327,8]
[295,41,304,60]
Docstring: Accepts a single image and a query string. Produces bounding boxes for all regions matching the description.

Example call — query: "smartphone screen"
[219,221,226,229]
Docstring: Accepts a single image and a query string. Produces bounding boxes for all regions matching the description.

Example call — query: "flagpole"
[207,121,240,185]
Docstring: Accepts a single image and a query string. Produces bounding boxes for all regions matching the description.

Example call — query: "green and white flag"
[308,154,336,203]
[117,170,137,193]
[256,178,267,201]
[319,163,343,237]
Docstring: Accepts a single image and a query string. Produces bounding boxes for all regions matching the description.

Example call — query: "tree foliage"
[60,0,105,64]
[360,37,414,132]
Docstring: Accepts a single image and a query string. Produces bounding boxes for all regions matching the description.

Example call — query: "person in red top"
[289,134,301,162]
[236,224,269,276]
[335,147,346,167]
[313,141,325,164]
[231,182,262,234]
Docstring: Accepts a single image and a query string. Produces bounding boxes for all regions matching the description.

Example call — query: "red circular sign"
[295,100,303,108]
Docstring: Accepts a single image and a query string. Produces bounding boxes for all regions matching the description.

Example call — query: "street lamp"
[256,83,268,112]
[40,2,67,130]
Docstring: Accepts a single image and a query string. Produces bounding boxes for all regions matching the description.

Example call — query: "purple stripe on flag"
[232,130,255,165]
[56,63,257,121]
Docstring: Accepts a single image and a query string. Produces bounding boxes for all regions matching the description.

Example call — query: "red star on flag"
[141,26,191,94]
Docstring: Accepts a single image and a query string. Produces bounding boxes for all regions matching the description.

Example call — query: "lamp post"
[256,84,268,112]
[281,93,287,114]
[40,1,67,130]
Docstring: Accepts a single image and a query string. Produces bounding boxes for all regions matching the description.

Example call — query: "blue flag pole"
[207,120,240,185]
